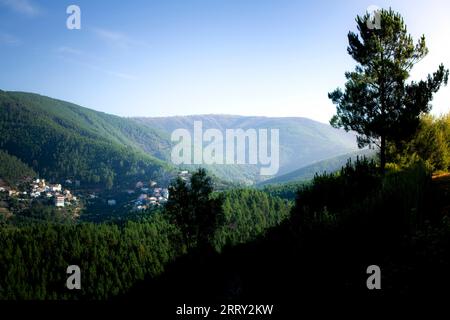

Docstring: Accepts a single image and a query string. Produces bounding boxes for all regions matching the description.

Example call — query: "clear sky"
[0,0,449,123]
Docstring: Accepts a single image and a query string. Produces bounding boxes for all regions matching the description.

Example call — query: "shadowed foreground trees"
[123,158,450,306]
[0,215,182,300]
[165,168,225,249]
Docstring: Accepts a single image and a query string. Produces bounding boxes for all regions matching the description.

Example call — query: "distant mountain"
[0,90,172,189]
[134,115,359,183]
[258,149,376,186]
[0,90,361,187]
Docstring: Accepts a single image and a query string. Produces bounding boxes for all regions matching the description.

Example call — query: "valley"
[1,2,450,313]
[0,90,359,188]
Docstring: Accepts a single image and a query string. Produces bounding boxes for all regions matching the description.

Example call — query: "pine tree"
[329,8,449,171]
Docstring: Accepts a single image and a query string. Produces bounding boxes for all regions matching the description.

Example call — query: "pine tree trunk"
[380,135,386,174]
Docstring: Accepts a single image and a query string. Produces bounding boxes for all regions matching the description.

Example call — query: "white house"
[55,196,65,207]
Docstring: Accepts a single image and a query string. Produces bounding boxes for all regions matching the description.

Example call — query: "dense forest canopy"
[0,150,36,186]
[0,169,292,299]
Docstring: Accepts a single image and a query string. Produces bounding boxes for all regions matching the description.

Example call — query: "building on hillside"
[8,190,18,197]
[55,196,65,207]
[38,179,46,188]
[51,184,62,192]
[107,199,117,206]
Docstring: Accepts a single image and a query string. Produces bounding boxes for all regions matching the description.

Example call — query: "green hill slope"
[258,149,376,186]
[0,90,171,189]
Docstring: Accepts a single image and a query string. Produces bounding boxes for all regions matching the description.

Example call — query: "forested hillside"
[0,91,360,187]
[0,91,171,189]
[0,175,291,299]
[0,215,181,300]
[214,189,291,250]
[0,150,36,186]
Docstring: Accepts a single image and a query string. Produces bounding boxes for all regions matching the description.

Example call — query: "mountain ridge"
[133,114,359,181]
[1,90,360,185]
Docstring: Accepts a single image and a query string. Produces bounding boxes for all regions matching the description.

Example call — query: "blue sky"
[0,0,449,123]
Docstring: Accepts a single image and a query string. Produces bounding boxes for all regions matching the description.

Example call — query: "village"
[0,178,81,218]
[0,178,78,207]
[127,181,169,211]
[120,171,190,212]
[0,171,191,221]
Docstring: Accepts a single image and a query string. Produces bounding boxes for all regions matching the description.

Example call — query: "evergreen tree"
[328,8,448,171]
[165,169,224,248]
